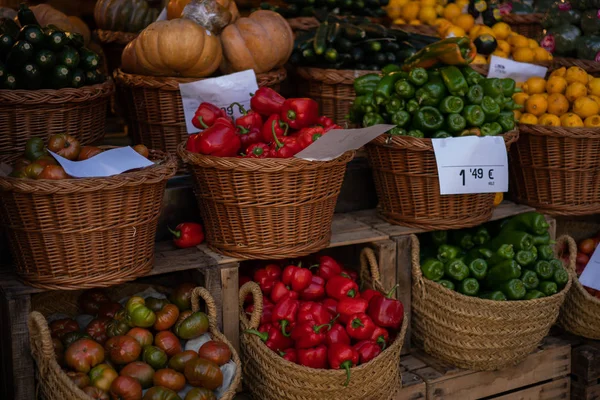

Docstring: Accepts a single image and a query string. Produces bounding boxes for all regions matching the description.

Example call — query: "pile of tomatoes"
[48,283,234,400]
[574,234,600,299]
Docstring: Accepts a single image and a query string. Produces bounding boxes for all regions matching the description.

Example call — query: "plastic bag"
[182,0,231,34]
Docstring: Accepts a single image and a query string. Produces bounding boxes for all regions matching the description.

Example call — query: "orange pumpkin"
[219,10,293,74]
[167,0,239,22]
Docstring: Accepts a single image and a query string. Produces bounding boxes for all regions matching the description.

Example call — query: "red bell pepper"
[270,135,303,158]
[316,115,342,132]
[297,345,328,369]
[237,127,263,151]
[231,102,263,132]
[346,313,376,341]
[245,323,293,353]
[280,348,297,363]
[361,289,383,304]
[195,117,241,157]
[311,256,343,281]
[326,275,359,300]
[282,264,313,292]
[168,223,204,248]
[297,302,331,326]
[291,321,330,349]
[245,142,270,158]
[353,340,381,364]
[367,285,404,330]
[192,102,226,130]
[370,327,389,350]
[323,298,338,317]
[253,264,281,295]
[337,297,369,325]
[300,275,325,301]
[270,281,298,304]
[186,133,201,153]
[272,296,299,337]
[297,126,325,149]
[262,114,289,143]
[281,98,319,129]
[250,87,286,117]
[325,323,351,346]
[342,269,359,282]
[328,343,359,386]
[245,301,273,326]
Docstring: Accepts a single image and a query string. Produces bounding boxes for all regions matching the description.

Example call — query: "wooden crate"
[403,337,571,400]
[553,330,600,400]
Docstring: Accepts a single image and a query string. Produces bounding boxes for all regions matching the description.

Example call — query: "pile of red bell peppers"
[239,255,404,386]
[186,88,341,158]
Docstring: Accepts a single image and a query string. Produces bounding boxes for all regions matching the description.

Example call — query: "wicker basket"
[509,124,600,215]
[114,68,287,170]
[552,57,600,76]
[239,247,408,400]
[391,24,438,36]
[502,14,544,39]
[178,143,354,259]
[295,67,375,126]
[94,30,138,76]
[411,234,573,371]
[366,130,519,230]
[28,284,241,400]
[0,79,114,157]
[0,150,177,290]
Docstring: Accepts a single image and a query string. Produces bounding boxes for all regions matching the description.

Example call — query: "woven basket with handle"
[0,149,176,290]
[178,143,354,259]
[239,247,408,400]
[28,284,241,400]
[411,234,573,371]
[502,14,543,39]
[366,130,519,230]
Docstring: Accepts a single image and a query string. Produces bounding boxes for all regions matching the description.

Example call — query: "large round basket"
[0,150,177,290]
[391,24,438,36]
[94,29,138,76]
[411,234,573,371]
[238,248,408,400]
[509,124,600,215]
[0,80,114,157]
[552,57,600,76]
[178,143,354,259]
[502,14,543,38]
[28,284,241,400]
[366,130,519,230]
[295,67,375,126]
[114,68,287,170]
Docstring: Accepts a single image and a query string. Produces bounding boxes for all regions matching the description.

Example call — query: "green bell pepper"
[388,127,407,136]
[439,96,464,114]
[486,259,521,284]
[444,259,470,281]
[391,110,411,128]
[416,76,447,106]
[481,122,503,136]
[489,230,534,251]
[374,71,405,104]
[395,79,415,99]
[385,96,405,114]
[354,73,381,95]
[461,66,484,86]
[516,250,537,267]
[382,64,401,74]
[503,99,523,111]
[500,278,526,300]
[537,245,554,261]
[446,113,466,133]
[481,78,503,97]
[521,270,540,290]
[533,260,554,280]
[438,279,455,290]
[553,267,569,288]
[431,231,448,246]
[407,129,425,138]
[524,290,546,300]
[440,66,468,96]
[473,227,491,245]
[25,137,46,161]
[421,258,445,281]
[474,247,493,259]
[481,96,501,122]
[438,244,461,263]
[459,278,480,296]
[539,281,558,296]
[408,67,428,86]
[413,106,444,132]
[466,258,488,280]
[549,259,564,272]
[502,212,550,236]
[363,113,385,127]
[462,105,485,127]
[500,78,519,97]
[497,111,515,132]
[480,291,507,301]
[466,85,484,105]
[432,131,452,138]
[486,244,516,266]
[532,232,552,246]
[406,99,419,114]
[451,230,475,250]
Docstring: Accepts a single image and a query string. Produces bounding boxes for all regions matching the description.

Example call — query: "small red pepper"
[326,275,359,300]
[310,256,343,281]
[271,281,299,303]
[231,102,263,132]
[297,345,328,369]
[337,297,369,325]
[316,115,336,130]
[300,275,326,301]
[282,264,313,292]
[353,340,381,364]
[367,285,404,330]
[370,327,389,350]
[236,127,263,151]
[281,98,320,129]
[245,323,293,353]
[272,296,299,337]
[270,135,303,158]
[297,301,331,326]
[192,102,226,130]
[325,323,351,346]
[250,87,286,117]
[361,289,383,304]
[245,142,270,158]
[328,343,359,386]
[168,222,204,248]
[253,264,281,295]
[296,126,325,149]
[323,298,338,317]
[279,348,297,363]
[195,117,241,157]
[262,114,289,143]
[346,313,376,341]
[291,320,330,349]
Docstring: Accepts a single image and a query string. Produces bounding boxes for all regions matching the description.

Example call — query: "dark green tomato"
[174,311,209,340]
[142,345,168,370]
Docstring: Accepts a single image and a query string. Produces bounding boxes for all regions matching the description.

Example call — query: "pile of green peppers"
[419,212,570,301]
[350,64,522,138]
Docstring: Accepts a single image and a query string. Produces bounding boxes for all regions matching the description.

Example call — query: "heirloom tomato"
[78,146,103,161]
[89,363,118,391]
[52,338,65,366]
[49,318,79,339]
[86,317,110,345]
[155,331,182,357]
[174,312,209,340]
[142,345,168,370]
[119,361,155,389]
[47,133,81,160]
[97,302,122,319]
[154,304,180,331]
[169,283,196,311]
[78,288,110,315]
[153,368,186,392]
[105,336,142,365]
[62,331,92,348]
[65,338,105,373]
[126,328,154,347]
[83,386,109,399]
[197,341,231,366]
[184,358,223,390]
[126,297,157,328]
[142,386,181,400]
[168,350,198,373]
[110,375,143,400]
[107,320,131,338]
[66,371,90,388]
[184,388,216,400]
[146,297,170,312]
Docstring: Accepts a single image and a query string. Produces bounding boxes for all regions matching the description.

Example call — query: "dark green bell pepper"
[486,259,521,284]
[421,258,445,281]
[406,99,419,114]
[489,230,534,251]
[500,278,526,300]
[500,78,519,97]
[354,73,381,95]
[466,85,484,105]
[385,96,405,114]
[444,259,470,281]
[501,212,549,235]
[431,231,448,246]
[408,67,428,86]
[382,64,401,74]
[539,281,558,296]
[473,227,491,245]
[480,291,507,301]
[481,122,503,136]
[537,245,554,261]
[533,260,554,280]
[461,66,484,86]
[524,290,546,300]
[521,270,540,290]
[532,232,552,246]
[388,127,407,136]
[466,258,488,280]
[446,113,466,133]
[451,230,475,250]
[487,244,515,265]
[516,250,537,267]
[395,79,415,99]
[374,71,406,104]
[462,105,485,127]
[413,106,444,132]
[407,129,425,138]
[438,279,455,290]
[497,111,515,132]
[459,278,480,296]
[481,96,501,122]
[363,112,385,127]
[416,76,447,106]
[391,110,411,128]
[439,96,464,114]
[438,244,461,263]
[481,78,503,97]
[432,131,452,138]
[553,266,569,288]
[440,66,468,96]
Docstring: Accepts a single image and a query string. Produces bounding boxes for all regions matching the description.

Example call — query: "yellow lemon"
[513,92,529,106]
[560,113,584,127]
[419,6,437,23]
[513,110,522,120]
[472,54,488,64]
[421,0,436,6]
[435,4,445,15]
[533,47,550,62]
[393,17,407,24]
[519,113,538,124]
[409,19,422,25]
[456,0,469,9]
[573,96,600,119]
[588,77,600,97]
[496,39,510,54]
[546,76,567,94]
[508,35,529,48]
[528,38,539,49]
[453,13,475,32]
[546,93,570,116]
[443,3,462,20]
[565,66,589,85]
[432,18,452,33]
[589,94,600,106]
[402,2,421,21]
[525,94,548,116]
[584,115,600,127]
[565,82,588,103]
[550,67,566,78]
[445,25,466,37]
[469,24,483,39]
[538,113,561,126]
[524,77,546,95]
[491,50,508,59]
[387,5,404,19]
[491,22,511,40]
[512,47,534,63]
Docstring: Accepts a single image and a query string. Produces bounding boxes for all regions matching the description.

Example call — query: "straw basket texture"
[178,143,354,259]
[0,80,114,157]
[366,130,519,230]
[295,67,375,126]
[411,234,573,371]
[238,247,408,400]
[28,285,241,400]
[94,29,138,75]
[509,124,600,215]
[502,14,543,38]
[556,221,600,339]
[552,57,600,76]
[0,149,177,290]
[114,68,287,170]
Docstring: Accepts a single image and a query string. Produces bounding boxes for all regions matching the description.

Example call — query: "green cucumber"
[351,47,364,63]
[6,40,34,67]
[85,69,103,85]
[0,62,6,81]
[313,22,328,55]
[367,41,382,52]
[17,4,39,27]
[18,25,44,46]
[20,62,41,89]
[78,47,100,71]
[71,68,85,88]
[59,46,80,69]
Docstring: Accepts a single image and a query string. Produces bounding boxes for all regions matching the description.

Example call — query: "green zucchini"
[78,47,100,71]
[71,68,85,88]
[0,34,14,58]
[17,4,39,27]
[2,72,17,89]
[65,32,85,49]
[0,18,20,39]
[384,41,401,52]
[18,25,44,46]
[341,23,366,40]
[34,49,56,70]
[59,46,80,69]
[367,41,382,52]
[327,22,340,44]
[358,23,388,38]
[51,64,71,89]
[324,47,338,63]
[314,23,328,56]
[335,37,353,53]
[302,48,316,62]
[85,69,103,85]
[20,62,41,89]
[373,52,387,65]
[46,31,67,52]
[385,52,396,63]
[351,47,364,62]
[0,62,6,81]
[6,41,34,67]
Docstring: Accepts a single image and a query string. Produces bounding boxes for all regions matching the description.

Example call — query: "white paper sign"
[179,70,259,134]
[487,55,548,82]
[156,7,167,21]
[432,136,509,195]
[49,147,154,178]
[294,124,395,161]
[579,247,600,291]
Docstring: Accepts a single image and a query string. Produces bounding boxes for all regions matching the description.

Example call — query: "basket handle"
[556,235,577,273]
[359,247,387,295]
[239,281,263,330]
[191,287,219,332]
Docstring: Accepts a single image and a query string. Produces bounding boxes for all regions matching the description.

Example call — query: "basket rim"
[295,66,377,85]
[0,78,115,105]
[369,129,519,151]
[518,123,600,138]
[94,28,138,45]
[502,13,544,23]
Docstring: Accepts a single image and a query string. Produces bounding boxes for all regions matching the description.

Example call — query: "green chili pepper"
[25,137,46,161]
[462,105,485,127]
[363,112,385,127]
[466,85,484,105]
[489,230,534,251]
[533,260,554,280]
[440,66,468,96]
[553,267,569,288]
[539,281,558,296]
[413,106,444,132]
[432,131,452,138]
[407,129,425,138]
[445,259,470,281]
[486,259,521,284]
[421,258,445,281]
[452,230,475,250]
[473,227,491,245]
[408,67,428,86]
[466,258,488,280]
[486,244,515,266]
[537,245,554,261]
[481,122,502,136]
[500,78,519,97]
[446,113,467,133]
[437,244,461,264]
[395,79,415,99]
[406,99,419,114]
[502,212,549,235]
[461,66,484,86]
[440,96,464,114]
[438,279,455,290]
[516,250,537,267]
[481,96,501,122]
[480,291,507,301]
[500,278,527,300]
[521,270,540,290]
[354,73,381,95]
[388,127,407,136]
[382,64,401,74]
[481,78,504,97]
[416,77,447,106]
[497,111,515,132]
[385,96,405,114]
[459,278,480,296]
[391,110,411,128]
[374,71,405,104]
[524,290,546,300]
[431,231,448,246]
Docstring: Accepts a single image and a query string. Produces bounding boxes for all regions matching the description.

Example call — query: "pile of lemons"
[387,0,468,27]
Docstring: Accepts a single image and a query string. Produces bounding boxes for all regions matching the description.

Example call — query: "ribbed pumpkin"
[219,10,293,74]
[122,18,222,78]
[94,0,159,33]
[166,0,239,22]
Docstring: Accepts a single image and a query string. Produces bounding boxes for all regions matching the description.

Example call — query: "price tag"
[579,246,600,291]
[432,136,509,195]
[487,55,547,82]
